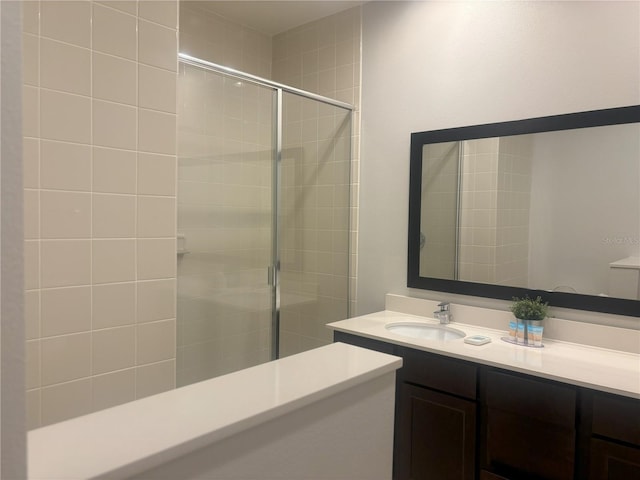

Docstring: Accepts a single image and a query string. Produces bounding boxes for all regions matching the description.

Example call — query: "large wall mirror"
[408,105,640,317]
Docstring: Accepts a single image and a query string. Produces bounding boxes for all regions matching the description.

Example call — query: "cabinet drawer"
[592,392,640,446]
[398,346,477,399]
[333,331,395,355]
[483,370,576,427]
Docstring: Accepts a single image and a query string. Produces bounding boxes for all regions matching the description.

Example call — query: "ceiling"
[191,1,364,36]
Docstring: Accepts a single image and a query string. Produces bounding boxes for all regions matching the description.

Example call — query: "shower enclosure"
[419,136,533,287]
[176,55,353,386]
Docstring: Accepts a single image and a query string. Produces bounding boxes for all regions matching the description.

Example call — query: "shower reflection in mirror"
[418,123,640,300]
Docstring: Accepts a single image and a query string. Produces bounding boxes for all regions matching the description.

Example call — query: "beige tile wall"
[458,136,532,286]
[459,138,500,283]
[495,135,532,287]
[179,1,272,78]
[23,0,178,429]
[23,0,360,427]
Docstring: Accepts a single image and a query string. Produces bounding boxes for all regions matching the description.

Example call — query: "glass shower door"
[176,64,276,386]
[176,54,354,384]
[278,93,352,357]
[419,142,460,280]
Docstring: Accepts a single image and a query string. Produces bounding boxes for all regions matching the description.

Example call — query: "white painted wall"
[358,0,640,315]
[0,1,26,477]
[528,124,640,296]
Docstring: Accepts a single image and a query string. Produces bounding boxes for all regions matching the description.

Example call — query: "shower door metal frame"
[454,141,463,281]
[178,53,354,360]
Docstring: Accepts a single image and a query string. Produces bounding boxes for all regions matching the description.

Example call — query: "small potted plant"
[509,296,548,347]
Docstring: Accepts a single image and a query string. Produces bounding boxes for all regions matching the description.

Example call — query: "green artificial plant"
[510,296,549,321]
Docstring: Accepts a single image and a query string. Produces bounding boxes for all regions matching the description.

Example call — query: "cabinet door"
[481,369,576,480]
[589,438,640,479]
[395,383,476,480]
[484,408,575,480]
[591,392,640,445]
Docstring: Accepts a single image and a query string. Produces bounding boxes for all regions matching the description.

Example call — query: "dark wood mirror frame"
[408,105,640,317]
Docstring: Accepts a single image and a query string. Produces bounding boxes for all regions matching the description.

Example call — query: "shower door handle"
[267,263,279,286]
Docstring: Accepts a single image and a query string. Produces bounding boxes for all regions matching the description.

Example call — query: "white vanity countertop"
[610,256,640,269]
[328,311,640,399]
[28,343,402,480]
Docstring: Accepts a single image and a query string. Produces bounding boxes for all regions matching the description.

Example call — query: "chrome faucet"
[434,302,452,324]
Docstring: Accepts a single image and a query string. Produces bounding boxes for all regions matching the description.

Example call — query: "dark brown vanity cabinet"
[395,346,477,480]
[585,391,640,479]
[333,331,640,480]
[479,369,577,480]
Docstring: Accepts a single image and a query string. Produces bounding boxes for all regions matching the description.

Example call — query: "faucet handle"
[437,302,450,311]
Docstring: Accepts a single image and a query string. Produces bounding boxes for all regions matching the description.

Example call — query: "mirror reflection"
[419,123,640,300]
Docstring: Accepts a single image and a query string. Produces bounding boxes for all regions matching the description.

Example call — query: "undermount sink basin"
[385,322,466,341]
